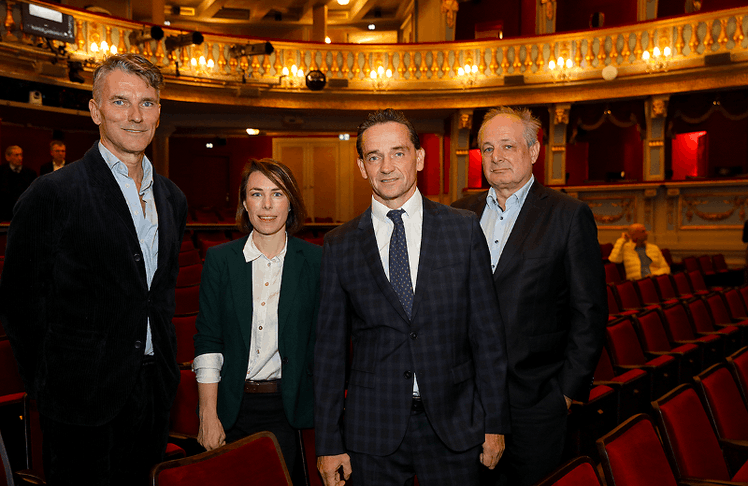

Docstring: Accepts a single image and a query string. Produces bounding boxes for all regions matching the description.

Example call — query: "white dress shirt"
[370,189,423,395]
[193,232,287,383]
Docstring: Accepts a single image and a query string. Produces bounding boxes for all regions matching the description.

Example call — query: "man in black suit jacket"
[452,107,607,486]
[0,145,36,221]
[39,140,67,175]
[315,109,510,486]
[0,54,187,486]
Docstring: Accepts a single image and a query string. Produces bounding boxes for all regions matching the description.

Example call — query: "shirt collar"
[486,175,534,211]
[9,164,21,173]
[371,188,423,224]
[98,141,154,194]
[242,230,288,263]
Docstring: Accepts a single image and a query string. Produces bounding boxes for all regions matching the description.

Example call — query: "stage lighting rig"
[129,26,165,47]
[229,42,274,58]
[165,31,204,52]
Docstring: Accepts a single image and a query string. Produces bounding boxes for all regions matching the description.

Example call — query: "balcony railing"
[1,0,746,96]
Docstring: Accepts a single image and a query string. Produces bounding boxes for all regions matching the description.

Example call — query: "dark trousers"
[40,358,170,486]
[348,407,482,486]
[483,390,567,486]
[224,389,297,476]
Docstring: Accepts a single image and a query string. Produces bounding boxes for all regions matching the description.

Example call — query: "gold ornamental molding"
[681,194,748,223]
[583,197,635,224]
[2,2,748,110]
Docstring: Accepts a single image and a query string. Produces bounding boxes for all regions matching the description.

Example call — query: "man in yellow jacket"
[609,223,670,280]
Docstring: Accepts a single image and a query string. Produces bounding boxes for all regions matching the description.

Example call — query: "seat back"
[636,278,662,306]
[697,255,715,275]
[596,414,678,486]
[688,270,709,293]
[634,309,673,353]
[683,256,700,273]
[170,370,200,439]
[705,293,733,326]
[694,364,748,441]
[606,317,647,366]
[740,286,748,311]
[661,248,674,268]
[651,384,731,481]
[151,431,292,486]
[615,280,642,310]
[174,285,200,317]
[672,272,693,297]
[712,254,729,272]
[176,264,203,288]
[607,285,621,315]
[594,347,617,381]
[604,262,622,284]
[660,302,696,341]
[535,456,603,486]
[724,289,748,320]
[685,298,716,333]
[173,316,197,365]
[727,347,748,407]
[178,249,202,267]
[655,274,678,301]
[0,339,24,397]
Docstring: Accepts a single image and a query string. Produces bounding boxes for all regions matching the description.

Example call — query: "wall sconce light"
[280,64,305,87]
[246,128,260,136]
[369,65,392,90]
[642,45,671,72]
[548,56,575,82]
[457,63,478,87]
[90,39,118,59]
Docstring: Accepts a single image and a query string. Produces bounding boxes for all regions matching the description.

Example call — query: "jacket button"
[409,332,417,339]
[134,340,142,349]
[404,371,412,379]
[134,253,142,262]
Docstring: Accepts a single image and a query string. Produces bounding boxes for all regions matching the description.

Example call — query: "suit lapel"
[152,177,174,285]
[227,236,254,347]
[411,198,439,323]
[493,181,548,280]
[358,209,411,323]
[278,237,303,341]
[86,147,139,243]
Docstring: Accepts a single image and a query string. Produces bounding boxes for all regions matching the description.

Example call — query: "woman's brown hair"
[236,158,307,235]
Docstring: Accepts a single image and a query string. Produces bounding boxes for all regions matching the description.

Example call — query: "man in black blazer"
[39,140,67,175]
[452,107,607,486]
[0,54,187,486]
[315,109,510,486]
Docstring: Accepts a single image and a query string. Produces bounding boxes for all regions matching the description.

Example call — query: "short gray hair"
[479,107,540,148]
[92,53,164,103]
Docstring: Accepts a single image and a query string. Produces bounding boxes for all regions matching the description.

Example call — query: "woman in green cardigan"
[192,158,322,474]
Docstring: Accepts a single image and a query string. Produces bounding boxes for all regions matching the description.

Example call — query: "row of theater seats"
[538,345,748,486]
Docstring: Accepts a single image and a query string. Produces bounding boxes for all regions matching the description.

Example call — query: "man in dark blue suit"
[0,54,187,486]
[452,107,607,486]
[314,109,510,486]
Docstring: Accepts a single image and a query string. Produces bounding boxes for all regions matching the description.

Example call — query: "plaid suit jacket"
[314,197,510,457]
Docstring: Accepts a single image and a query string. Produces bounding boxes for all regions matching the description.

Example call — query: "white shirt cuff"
[193,353,224,383]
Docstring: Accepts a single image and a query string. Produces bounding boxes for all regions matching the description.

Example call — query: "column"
[151,125,174,177]
[312,4,327,43]
[644,95,668,182]
[449,109,473,202]
[547,103,570,185]
[151,0,165,25]
[536,0,557,35]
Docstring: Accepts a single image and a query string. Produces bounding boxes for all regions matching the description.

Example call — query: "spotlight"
[129,26,164,46]
[229,42,274,58]
[368,24,375,30]
[165,31,204,52]
[305,70,326,91]
[246,128,260,136]
[67,61,84,84]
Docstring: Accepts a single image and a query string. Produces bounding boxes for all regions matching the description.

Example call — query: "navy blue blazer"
[452,181,607,408]
[0,143,188,426]
[314,197,510,457]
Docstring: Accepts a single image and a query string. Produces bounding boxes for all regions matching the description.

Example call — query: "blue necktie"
[387,209,414,318]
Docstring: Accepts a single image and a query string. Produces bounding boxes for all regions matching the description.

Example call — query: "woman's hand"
[197,413,226,451]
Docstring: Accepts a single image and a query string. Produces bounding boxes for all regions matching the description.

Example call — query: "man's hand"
[564,395,572,410]
[621,232,630,242]
[197,413,226,451]
[480,433,505,469]
[317,453,352,486]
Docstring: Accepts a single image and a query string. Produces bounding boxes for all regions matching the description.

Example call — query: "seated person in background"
[40,141,67,174]
[609,223,670,280]
[0,145,36,221]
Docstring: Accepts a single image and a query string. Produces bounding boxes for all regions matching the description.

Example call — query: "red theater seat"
[660,301,723,366]
[727,347,748,407]
[534,456,603,486]
[633,309,701,381]
[151,431,292,486]
[174,285,200,317]
[176,264,203,288]
[173,316,197,367]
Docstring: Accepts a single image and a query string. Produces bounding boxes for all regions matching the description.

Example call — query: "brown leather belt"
[244,380,280,394]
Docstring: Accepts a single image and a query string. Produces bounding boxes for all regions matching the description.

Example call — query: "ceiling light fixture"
[337,0,350,5]
[246,128,260,136]
[368,24,375,30]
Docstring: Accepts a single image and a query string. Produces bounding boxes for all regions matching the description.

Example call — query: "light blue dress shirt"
[479,175,534,272]
[99,142,159,356]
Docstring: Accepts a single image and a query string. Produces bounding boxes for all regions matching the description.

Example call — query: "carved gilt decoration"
[683,195,747,222]
[585,198,634,224]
